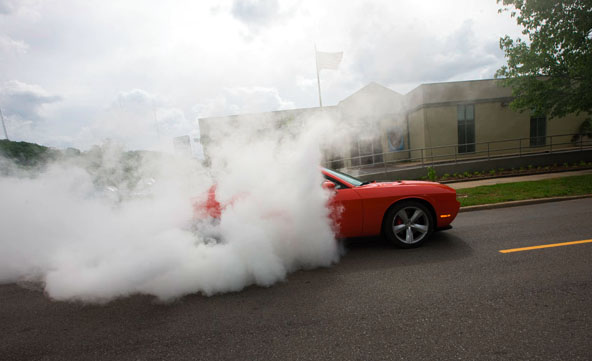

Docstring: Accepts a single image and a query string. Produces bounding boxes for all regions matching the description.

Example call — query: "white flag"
[316,51,343,70]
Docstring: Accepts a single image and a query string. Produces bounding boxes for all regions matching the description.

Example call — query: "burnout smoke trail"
[0,114,342,303]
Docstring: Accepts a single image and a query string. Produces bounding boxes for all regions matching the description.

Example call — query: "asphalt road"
[1,199,592,361]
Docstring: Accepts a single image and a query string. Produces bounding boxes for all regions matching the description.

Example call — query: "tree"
[495,0,592,141]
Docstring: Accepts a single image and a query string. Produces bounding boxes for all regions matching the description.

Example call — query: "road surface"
[1,198,591,360]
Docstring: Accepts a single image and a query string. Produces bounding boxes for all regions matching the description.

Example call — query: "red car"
[195,168,460,248]
[321,168,459,248]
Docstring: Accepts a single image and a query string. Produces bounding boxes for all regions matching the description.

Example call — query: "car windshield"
[323,168,364,187]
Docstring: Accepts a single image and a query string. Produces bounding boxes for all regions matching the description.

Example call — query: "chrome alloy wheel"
[392,206,430,244]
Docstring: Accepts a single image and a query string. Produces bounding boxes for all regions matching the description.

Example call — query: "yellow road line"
[499,239,592,253]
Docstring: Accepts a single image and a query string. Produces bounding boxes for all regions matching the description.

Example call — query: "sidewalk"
[447,169,592,190]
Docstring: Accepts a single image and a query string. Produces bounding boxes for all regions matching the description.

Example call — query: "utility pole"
[0,107,8,140]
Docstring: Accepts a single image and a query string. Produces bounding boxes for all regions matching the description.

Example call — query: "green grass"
[457,174,592,207]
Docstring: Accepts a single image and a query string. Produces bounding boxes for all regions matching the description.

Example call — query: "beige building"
[199,79,588,169]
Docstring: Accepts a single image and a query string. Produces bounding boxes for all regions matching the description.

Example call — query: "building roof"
[339,82,406,118]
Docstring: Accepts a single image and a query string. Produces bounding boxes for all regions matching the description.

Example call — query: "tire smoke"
[0,113,342,303]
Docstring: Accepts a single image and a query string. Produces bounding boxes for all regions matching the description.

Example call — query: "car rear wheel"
[384,201,432,248]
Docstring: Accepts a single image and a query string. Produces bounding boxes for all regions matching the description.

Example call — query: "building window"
[530,115,546,147]
[457,104,475,153]
[325,150,344,169]
[351,138,383,166]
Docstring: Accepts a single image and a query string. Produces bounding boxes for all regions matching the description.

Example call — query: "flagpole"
[314,44,323,108]
[0,107,8,141]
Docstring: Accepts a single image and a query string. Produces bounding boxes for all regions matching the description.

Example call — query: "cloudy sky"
[0,0,523,151]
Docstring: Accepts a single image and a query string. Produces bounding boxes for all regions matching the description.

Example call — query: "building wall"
[408,108,426,162]
[547,113,588,150]
[423,105,457,160]
[406,79,512,110]
[416,95,588,162]
[198,79,590,168]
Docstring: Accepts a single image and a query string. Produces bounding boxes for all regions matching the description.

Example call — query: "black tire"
[383,201,433,248]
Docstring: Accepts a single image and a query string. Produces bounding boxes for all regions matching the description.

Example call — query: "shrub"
[489,169,496,175]
[427,167,437,182]
[498,168,504,172]
[463,171,471,178]
[563,162,569,168]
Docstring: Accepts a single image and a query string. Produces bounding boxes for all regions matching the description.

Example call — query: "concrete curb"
[459,194,592,212]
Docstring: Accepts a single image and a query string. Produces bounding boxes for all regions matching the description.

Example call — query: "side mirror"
[322,181,336,191]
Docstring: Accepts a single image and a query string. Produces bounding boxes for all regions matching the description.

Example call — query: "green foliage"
[0,139,60,166]
[463,171,471,178]
[474,171,481,176]
[563,162,570,167]
[427,166,437,181]
[496,0,592,122]
[457,174,592,207]
[489,169,496,175]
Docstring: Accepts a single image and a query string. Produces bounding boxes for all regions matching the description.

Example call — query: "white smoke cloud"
[75,88,197,152]
[0,112,341,303]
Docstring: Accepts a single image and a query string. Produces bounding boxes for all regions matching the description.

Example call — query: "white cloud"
[194,86,295,118]
[0,80,60,120]
[231,0,279,26]
[0,0,524,149]
[0,0,17,14]
[0,34,28,55]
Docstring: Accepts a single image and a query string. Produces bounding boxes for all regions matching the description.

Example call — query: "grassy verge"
[457,174,592,207]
